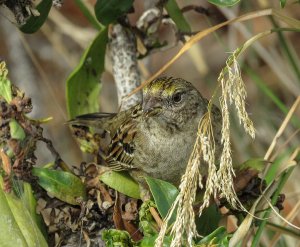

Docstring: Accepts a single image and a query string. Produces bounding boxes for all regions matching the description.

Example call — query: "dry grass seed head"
[156,50,256,247]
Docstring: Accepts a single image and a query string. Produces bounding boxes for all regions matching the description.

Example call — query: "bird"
[71,77,222,194]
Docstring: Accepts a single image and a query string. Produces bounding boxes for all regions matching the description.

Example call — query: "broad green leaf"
[100,171,140,199]
[0,183,28,246]
[145,177,178,220]
[20,0,52,33]
[22,182,47,238]
[66,27,108,119]
[0,177,47,247]
[94,0,133,25]
[32,167,87,205]
[207,0,240,7]
[165,0,191,32]
[9,120,26,140]
[195,204,222,236]
[0,62,12,102]
[197,226,230,245]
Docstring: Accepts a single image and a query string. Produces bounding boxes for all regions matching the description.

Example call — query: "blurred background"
[0,1,299,245]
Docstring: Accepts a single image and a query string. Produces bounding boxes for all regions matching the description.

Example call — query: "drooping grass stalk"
[208,30,273,111]
[156,27,300,247]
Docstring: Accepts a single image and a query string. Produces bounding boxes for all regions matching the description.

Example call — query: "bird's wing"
[105,119,138,171]
[69,112,118,134]
[69,105,142,171]
[105,105,142,171]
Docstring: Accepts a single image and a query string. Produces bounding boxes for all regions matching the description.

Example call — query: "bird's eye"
[172,92,182,103]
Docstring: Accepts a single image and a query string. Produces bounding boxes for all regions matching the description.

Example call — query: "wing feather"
[69,104,142,171]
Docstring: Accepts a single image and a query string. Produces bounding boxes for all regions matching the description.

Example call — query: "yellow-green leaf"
[9,120,26,140]
[237,158,266,172]
[0,177,47,247]
[22,182,47,238]
[32,167,87,205]
[0,73,12,102]
[100,171,140,199]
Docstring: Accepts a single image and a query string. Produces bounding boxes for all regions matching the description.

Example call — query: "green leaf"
[280,0,287,8]
[0,183,28,246]
[0,69,12,102]
[22,182,47,238]
[0,177,48,247]
[32,167,87,205]
[195,204,222,236]
[99,171,140,199]
[19,0,52,33]
[197,226,230,245]
[207,0,240,7]
[102,229,134,247]
[236,158,266,173]
[9,120,26,140]
[165,0,191,32]
[265,153,288,185]
[66,27,108,119]
[94,0,133,25]
[139,201,159,236]
[138,234,172,247]
[74,0,102,30]
[145,177,178,221]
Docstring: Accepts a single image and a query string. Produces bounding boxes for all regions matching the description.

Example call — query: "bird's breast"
[133,119,197,185]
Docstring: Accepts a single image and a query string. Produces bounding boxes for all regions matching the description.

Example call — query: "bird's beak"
[143,98,162,116]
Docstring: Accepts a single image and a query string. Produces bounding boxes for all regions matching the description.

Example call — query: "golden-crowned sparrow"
[72,77,221,186]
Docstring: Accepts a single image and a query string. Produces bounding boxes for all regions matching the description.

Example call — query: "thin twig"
[150,207,163,227]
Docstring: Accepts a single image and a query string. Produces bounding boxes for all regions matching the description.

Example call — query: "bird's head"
[142,77,208,129]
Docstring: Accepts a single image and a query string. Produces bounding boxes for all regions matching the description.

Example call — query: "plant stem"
[251,167,294,247]
[266,222,300,239]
